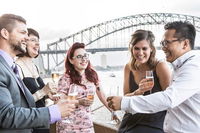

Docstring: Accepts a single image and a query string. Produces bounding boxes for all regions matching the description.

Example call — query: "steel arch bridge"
[40,13,200,72]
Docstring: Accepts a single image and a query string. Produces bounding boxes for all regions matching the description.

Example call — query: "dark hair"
[28,28,40,39]
[27,28,40,58]
[17,28,40,58]
[129,29,157,70]
[0,14,26,33]
[164,21,196,49]
[65,42,99,88]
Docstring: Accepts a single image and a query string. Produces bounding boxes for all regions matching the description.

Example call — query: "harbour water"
[97,70,124,96]
[91,70,125,132]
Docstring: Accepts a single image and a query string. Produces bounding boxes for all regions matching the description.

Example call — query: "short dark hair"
[28,28,40,39]
[164,21,196,49]
[0,14,26,32]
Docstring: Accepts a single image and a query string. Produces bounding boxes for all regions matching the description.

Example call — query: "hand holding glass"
[62,84,78,123]
[87,87,94,100]
[67,84,78,100]
[107,86,120,125]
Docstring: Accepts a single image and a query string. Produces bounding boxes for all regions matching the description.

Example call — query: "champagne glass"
[62,84,78,123]
[87,86,95,115]
[145,70,154,94]
[107,86,120,125]
[87,86,95,100]
[51,72,60,95]
[67,84,78,100]
[51,72,59,83]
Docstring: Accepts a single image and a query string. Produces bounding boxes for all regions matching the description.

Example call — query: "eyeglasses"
[73,53,89,60]
[28,38,39,43]
[160,39,180,48]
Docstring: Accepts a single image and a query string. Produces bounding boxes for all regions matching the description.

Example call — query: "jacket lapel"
[0,56,35,107]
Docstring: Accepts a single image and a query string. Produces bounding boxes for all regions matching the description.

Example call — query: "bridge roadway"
[41,46,200,54]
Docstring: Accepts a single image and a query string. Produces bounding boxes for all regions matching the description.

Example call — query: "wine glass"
[67,84,78,100]
[145,70,154,94]
[62,84,78,123]
[87,86,95,114]
[87,86,95,100]
[51,72,60,95]
[51,72,59,83]
[107,86,120,125]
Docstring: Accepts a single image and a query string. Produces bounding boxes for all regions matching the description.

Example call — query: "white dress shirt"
[121,50,200,133]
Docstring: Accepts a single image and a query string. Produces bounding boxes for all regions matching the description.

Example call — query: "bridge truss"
[40,13,200,72]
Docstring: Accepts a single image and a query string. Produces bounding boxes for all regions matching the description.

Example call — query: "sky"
[1,0,200,49]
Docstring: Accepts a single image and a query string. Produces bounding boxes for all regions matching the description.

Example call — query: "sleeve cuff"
[48,105,61,124]
[121,96,130,111]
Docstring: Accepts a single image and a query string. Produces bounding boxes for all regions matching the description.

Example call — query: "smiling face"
[70,48,89,74]
[132,40,152,65]
[26,34,40,58]
[161,29,186,63]
[8,21,28,56]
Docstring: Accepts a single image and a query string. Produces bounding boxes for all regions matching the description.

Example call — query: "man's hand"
[56,99,78,118]
[107,96,122,111]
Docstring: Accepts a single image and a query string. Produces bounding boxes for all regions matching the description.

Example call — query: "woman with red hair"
[56,42,116,133]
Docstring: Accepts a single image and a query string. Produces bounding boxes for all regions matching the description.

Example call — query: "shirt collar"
[0,50,15,68]
[171,50,196,70]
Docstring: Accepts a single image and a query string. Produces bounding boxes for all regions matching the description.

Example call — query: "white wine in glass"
[51,72,59,83]
[145,70,154,94]
[87,86,94,100]
[87,94,94,100]
[62,84,78,124]
[68,93,77,100]
[51,72,59,94]
[67,84,78,100]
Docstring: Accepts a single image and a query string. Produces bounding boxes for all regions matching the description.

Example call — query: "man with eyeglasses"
[107,21,200,133]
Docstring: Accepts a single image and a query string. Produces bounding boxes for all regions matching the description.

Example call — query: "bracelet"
[34,90,45,101]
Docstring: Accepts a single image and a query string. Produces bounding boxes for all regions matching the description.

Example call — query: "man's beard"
[11,42,26,55]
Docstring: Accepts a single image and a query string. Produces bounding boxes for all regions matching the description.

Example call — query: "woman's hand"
[78,98,93,106]
[138,78,154,93]
[125,92,135,96]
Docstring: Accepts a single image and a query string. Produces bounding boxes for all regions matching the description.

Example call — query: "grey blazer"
[0,56,50,133]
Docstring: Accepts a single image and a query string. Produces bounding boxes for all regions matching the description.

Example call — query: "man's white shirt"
[121,50,200,133]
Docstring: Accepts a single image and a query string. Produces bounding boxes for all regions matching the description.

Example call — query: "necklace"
[20,58,40,87]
